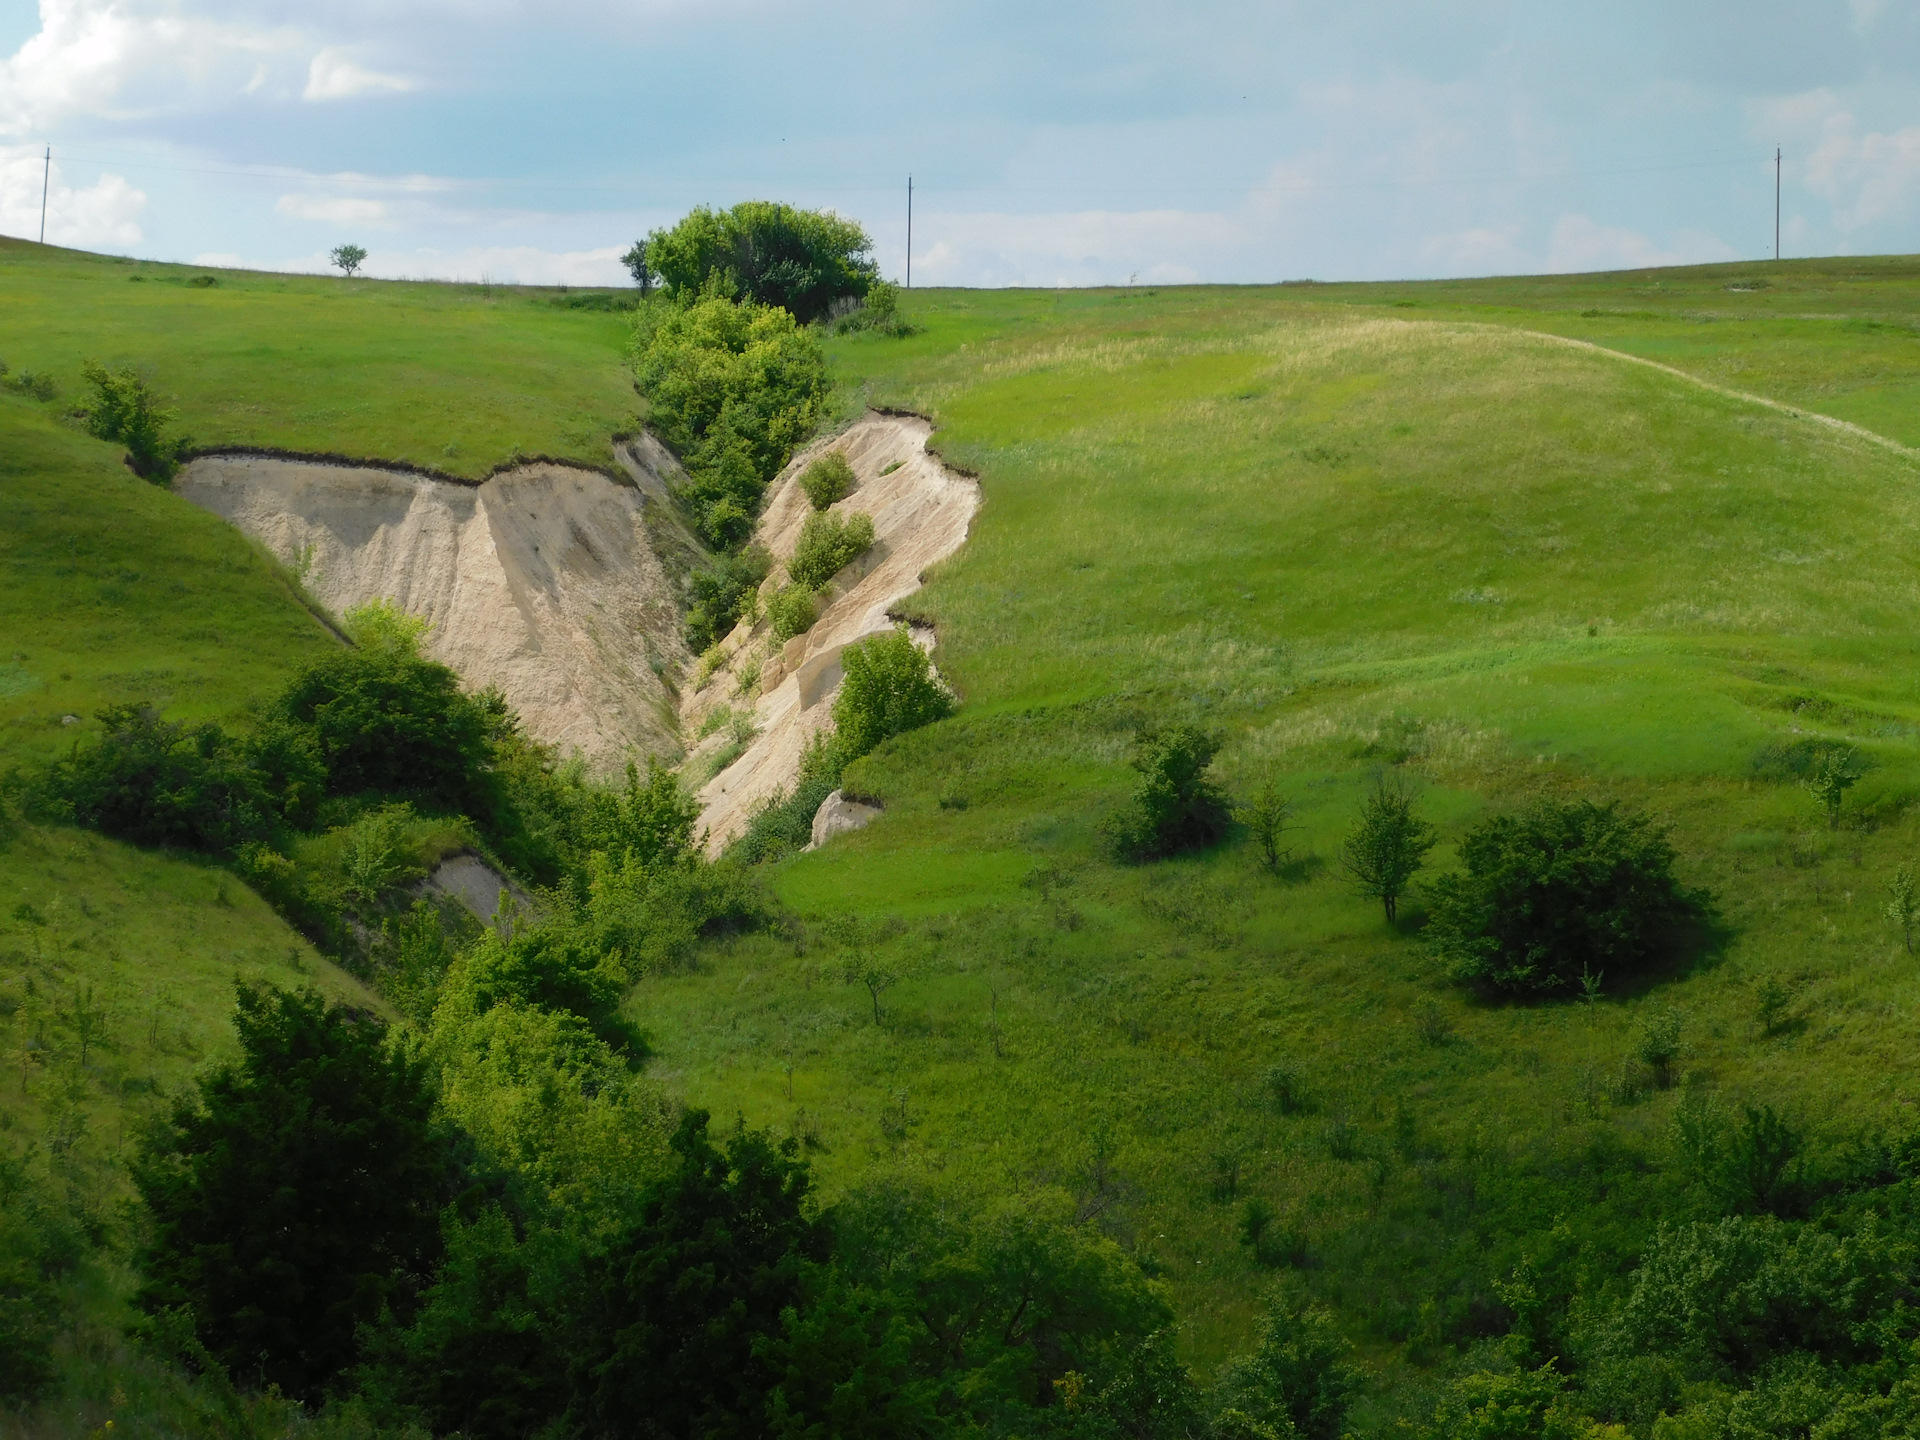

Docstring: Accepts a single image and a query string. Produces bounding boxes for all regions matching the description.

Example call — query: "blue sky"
[2,0,1918,286]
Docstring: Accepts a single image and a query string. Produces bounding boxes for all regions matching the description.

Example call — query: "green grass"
[0,237,639,477]
[628,274,1920,1390]
[12,237,1920,1419]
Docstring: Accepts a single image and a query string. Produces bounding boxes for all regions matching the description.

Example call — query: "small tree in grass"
[832,624,952,761]
[80,361,191,481]
[1803,743,1863,829]
[330,243,367,278]
[1889,865,1919,953]
[1424,798,1707,997]
[1339,773,1435,922]
[1239,771,1297,874]
[1104,724,1232,861]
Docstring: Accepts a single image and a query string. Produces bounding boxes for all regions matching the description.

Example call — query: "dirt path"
[682,412,981,853]
[176,454,689,775]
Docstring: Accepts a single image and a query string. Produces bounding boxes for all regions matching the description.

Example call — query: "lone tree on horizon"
[330,243,367,279]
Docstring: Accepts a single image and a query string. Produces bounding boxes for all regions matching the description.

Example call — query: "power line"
[38,147,49,244]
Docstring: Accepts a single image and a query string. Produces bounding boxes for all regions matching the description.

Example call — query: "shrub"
[730,732,845,864]
[642,202,879,323]
[272,649,493,812]
[1424,799,1706,996]
[830,279,916,336]
[80,360,192,481]
[832,625,953,762]
[1803,743,1864,829]
[1239,772,1297,873]
[685,545,772,652]
[132,984,455,1400]
[767,582,817,642]
[1213,1290,1360,1440]
[788,509,875,590]
[798,451,856,509]
[39,703,283,851]
[344,597,431,657]
[632,295,829,547]
[1339,773,1435,922]
[1104,724,1232,861]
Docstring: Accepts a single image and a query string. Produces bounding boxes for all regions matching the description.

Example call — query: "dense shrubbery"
[1424,798,1708,996]
[1103,725,1232,861]
[80,360,192,481]
[684,544,772,652]
[132,985,455,1400]
[833,625,953,763]
[766,581,817,643]
[788,508,875,590]
[632,293,831,547]
[637,202,879,323]
[731,629,954,863]
[829,279,915,337]
[798,450,855,509]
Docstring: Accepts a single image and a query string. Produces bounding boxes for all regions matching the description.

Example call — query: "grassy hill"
[638,274,1920,1404]
[8,238,1920,1429]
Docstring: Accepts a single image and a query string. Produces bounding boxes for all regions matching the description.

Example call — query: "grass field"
[0,237,639,478]
[632,272,1920,1398]
[9,239,1920,1424]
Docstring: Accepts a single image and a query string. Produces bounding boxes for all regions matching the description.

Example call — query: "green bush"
[788,509,876,590]
[830,279,916,337]
[767,582,817,642]
[38,703,293,851]
[632,295,830,547]
[272,649,494,813]
[730,732,845,864]
[799,451,856,509]
[1103,724,1232,861]
[1212,1290,1360,1440]
[1423,799,1708,996]
[80,360,192,481]
[641,202,879,323]
[833,625,953,762]
[132,984,456,1401]
[685,545,772,651]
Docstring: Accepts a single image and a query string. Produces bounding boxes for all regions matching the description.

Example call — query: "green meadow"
[9,238,1920,1424]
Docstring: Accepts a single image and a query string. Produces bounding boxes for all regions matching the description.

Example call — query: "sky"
[1,0,1918,287]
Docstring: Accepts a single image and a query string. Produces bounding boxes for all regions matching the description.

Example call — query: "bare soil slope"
[176,453,689,774]
[683,412,980,851]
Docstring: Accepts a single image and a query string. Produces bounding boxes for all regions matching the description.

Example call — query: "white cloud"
[276,192,389,224]
[0,145,145,246]
[303,47,414,101]
[0,0,307,136]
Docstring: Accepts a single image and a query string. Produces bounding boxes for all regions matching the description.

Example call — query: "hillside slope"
[637,285,1920,1394]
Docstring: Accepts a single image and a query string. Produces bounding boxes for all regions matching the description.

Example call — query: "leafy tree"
[833,625,954,762]
[1415,1360,1605,1440]
[40,703,283,851]
[789,509,876,590]
[580,756,701,870]
[344,597,431,658]
[0,1150,88,1405]
[632,294,831,547]
[575,1110,831,1437]
[131,984,455,1399]
[1239,772,1297,874]
[1423,799,1705,995]
[80,360,192,480]
[620,237,656,294]
[768,581,818,643]
[1339,773,1436,922]
[1803,743,1864,829]
[686,544,773,651]
[272,648,493,812]
[1212,1290,1361,1440]
[330,243,367,278]
[1105,724,1232,861]
[645,202,879,322]
[456,926,634,1045]
[800,450,857,509]
[1889,865,1918,952]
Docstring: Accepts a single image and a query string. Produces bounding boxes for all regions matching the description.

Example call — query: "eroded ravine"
[681,412,982,853]
[175,439,693,776]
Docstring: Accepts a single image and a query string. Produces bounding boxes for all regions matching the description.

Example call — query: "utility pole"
[39,147,50,245]
[1775,147,1781,262]
[906,175,913,289]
